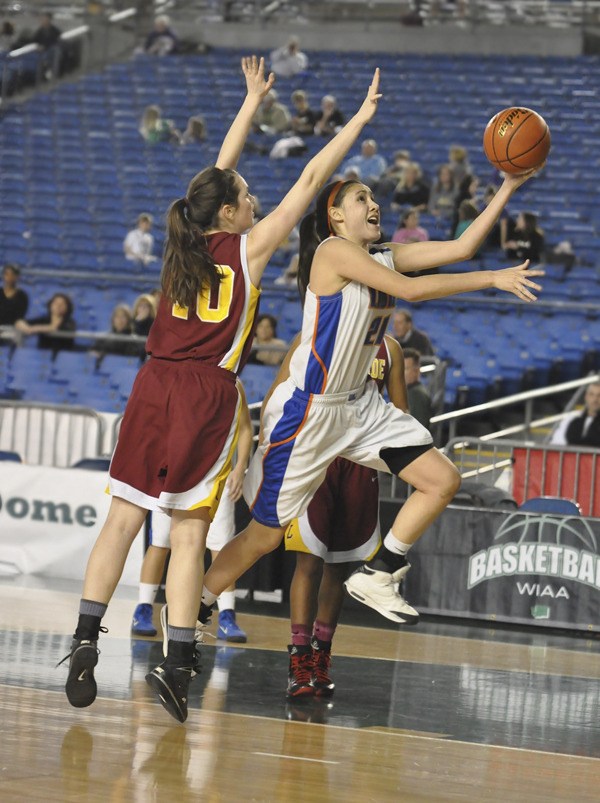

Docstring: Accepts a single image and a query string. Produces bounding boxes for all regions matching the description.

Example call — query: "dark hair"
[399,207,419,227]
[458,200,478,221]
[395,308,412,323]
[161,166,239,308]
[519,211,540,234]
[256,313,278,337]
[2,263,20,276]
[297,180,356,304]
[403,346,421,364]
[46,292,74,319]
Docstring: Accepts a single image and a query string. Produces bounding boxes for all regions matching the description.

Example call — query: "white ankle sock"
[202,586,218,607]
[384,531,412,556]
[217,590,236,612]
[138,583,159,605]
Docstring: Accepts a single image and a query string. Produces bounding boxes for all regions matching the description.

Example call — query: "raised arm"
[215,56,275,171]
[319,237,543,304]
[386,169,541,273]
[246,69,382,286]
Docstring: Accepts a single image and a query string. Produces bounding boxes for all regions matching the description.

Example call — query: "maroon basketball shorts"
[109,358,241,517]
[284,456,381,563]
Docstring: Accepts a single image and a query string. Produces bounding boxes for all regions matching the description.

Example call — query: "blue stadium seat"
[0,450,22,462]
[519,497,582,516]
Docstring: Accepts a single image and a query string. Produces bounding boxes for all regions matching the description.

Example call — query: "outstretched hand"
[492,260,544,302]
[502,161,546,191]
[356,67,382,124]
[241,55,275,101]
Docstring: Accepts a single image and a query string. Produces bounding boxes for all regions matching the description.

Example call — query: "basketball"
[483,107,551,174]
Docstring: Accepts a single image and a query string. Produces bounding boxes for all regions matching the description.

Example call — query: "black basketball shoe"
[146,641,200,723]
[58,626,107,708]
[286,644,314,699]
[311,637,335,697]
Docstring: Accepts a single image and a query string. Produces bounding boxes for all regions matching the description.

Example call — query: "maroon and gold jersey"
[368,336,392,392]
[146,232,260,373]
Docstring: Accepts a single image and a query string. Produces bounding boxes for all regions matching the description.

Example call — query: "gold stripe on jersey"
[222,283,260,372]
[189,395,242,518]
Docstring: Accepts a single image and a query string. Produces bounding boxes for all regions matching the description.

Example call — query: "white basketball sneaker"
[344,565,419,625]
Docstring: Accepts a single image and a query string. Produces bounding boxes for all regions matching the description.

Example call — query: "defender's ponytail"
[161,166,239,309]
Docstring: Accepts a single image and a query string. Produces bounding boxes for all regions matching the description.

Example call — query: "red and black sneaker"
[286,644,314,698]
[311,637,335,697]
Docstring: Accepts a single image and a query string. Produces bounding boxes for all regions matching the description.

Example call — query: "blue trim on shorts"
[251,390,311,528]
[305,292,343,393]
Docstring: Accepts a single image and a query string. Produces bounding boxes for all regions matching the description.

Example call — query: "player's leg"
[346,448,460,624]
[132,509,172,636]
[287,551,323,698]
[62,497,148,708]
[311,561,351,697]
[145,507,210,723]
[201,519,285,607]
[208,492,247,643]
[132,545,169,636]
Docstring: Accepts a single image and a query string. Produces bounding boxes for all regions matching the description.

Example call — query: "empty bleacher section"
[1,48,600,411]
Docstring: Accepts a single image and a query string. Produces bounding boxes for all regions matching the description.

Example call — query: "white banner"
[0,464,143,586]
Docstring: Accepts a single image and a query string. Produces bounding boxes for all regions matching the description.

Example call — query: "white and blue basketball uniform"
[245,240,433,528]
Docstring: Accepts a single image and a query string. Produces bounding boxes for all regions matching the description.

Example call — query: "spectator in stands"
[451,173,480,235]
[181,115,207,144]
[0,264,29,326]
[14,292,75,353]
[289,90,318,136]
[314,95,344,137]
[454,200,479,240]
[250,314,287,366]
[392,162,430,210]
[94,304,141,361]
[403,347,432,429]
[481,184,503,250]
[390,309,434,356]
[124,214,157,264]
[32,11,61,50]
[139,105,181,144]
[252,89,291,136]
[501,211,545,263]
[132,293,157,338]
[428,164,458,221]
[144,15,179,56]
[0,21,16,52]
[269,36,308,77]
[341,139,387,188]
[448,144,471,185]
[374,148,412,196]
[32,11,62,79]
[392,208,429,245]
[551,382,600,448]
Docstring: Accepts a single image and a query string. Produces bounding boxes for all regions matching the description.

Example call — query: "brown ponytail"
[297,180,356,305]
[161,166,239,309]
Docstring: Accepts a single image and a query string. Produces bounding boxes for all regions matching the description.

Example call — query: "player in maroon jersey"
[60,56,383,723]
[263,334,408,699]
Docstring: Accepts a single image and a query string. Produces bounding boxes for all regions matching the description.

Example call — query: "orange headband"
[326,180,345,236]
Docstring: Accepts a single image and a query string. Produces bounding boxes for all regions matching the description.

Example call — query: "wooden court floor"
[1,578,599,802]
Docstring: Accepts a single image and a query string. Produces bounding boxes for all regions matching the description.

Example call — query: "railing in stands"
[0,400,104,467]
[444,435,599,518]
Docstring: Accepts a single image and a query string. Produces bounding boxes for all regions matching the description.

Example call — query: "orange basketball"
[483,107,550,174]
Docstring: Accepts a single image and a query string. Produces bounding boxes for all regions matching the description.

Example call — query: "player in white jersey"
[200,148,544,628]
